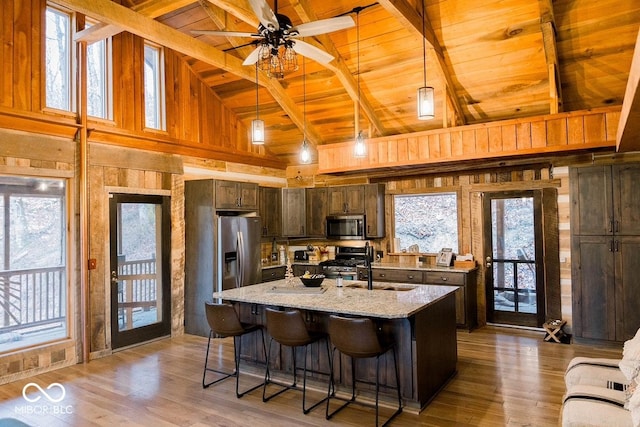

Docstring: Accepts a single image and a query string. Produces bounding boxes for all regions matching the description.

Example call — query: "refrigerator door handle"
[236,231,244,288]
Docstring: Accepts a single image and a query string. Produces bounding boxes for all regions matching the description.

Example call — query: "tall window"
[394,193,459,253]
[45,6,72,111]
[86,20,112,119]
[143,42,165,130]
[0,176,68,353]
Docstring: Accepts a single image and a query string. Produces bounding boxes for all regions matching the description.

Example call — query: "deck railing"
[0,266,66,334]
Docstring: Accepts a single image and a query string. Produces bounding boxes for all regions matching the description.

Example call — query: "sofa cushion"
[562,385,632,427]
[565,357,628,390]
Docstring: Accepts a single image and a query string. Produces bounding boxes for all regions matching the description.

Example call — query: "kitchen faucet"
[365,241,374,290]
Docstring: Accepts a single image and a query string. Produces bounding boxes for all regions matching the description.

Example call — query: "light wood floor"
[0,327,622,426]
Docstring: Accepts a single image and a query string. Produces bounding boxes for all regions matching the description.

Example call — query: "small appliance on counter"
[294,250,309,261]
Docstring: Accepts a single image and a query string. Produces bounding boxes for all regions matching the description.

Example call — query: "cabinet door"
[570,166,613,235]
[364,183,385,238]
[344,185,365,213]
[306,187,328,237]
[215,180,241,209]
[571,235,616,340]
[613,164,640,235]
[327,187,346,214]
[282,188,306,237]
[616,236,640,340]
[259,187,281,237]
[238,182,258,210]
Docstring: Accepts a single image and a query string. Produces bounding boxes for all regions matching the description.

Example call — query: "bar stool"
[202,301,266,398]
[326,315,403,427]
[263,308,331,414]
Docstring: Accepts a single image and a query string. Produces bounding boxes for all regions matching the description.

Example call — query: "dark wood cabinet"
[570,164,640,342]
[306,187,328,237]
[215,180,258,210]
[364,183,385,238]
[261,265,286,282]
[281,188,306,237]
[358,266,477,330]
[258,186,281,237]
[328,185,365,214]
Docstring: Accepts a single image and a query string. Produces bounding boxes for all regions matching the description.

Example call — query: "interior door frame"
[483,190,546,327]
[109,193,171,349]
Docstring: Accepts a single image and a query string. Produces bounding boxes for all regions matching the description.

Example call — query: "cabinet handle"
[379,273,386,277]
[615,220,619,233]
[407,275,414,279]
[610,240,615,252]
[441,277,448,281]
[615,240,620,252]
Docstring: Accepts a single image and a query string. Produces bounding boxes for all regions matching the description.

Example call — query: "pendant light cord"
[421,0,427,87]
[255,63,259,119]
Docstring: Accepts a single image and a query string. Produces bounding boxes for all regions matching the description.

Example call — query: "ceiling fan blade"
[248,0,279,31]
[191,30,260,38]
[292,40,334,64]
[242,46,263,66]
[292,16,355,37]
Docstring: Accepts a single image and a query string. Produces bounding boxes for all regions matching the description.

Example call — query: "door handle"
[111,271,118,284]
[486,256,492,268]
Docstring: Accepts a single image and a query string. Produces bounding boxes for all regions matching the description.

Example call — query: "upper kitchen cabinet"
[259,186,282,237]
[364,184,385,238]
[282,188,306,237]
[306,187,328,237]
[328,185,365,214]
[570,164,640,236]
[215,180,258,211]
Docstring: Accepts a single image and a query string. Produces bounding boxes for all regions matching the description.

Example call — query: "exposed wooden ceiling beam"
[617,28,640,153]
[75,0,194,43]
[57,0,325,149]
[538,0,563,114]
[290,0,388,137]
[377,0,465,126]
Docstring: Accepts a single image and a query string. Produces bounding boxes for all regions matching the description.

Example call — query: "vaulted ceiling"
[63,0,640,165]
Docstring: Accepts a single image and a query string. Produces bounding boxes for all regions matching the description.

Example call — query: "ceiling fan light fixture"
[258,44,298,79]
[417,86,435,120]
[354,131,367,158]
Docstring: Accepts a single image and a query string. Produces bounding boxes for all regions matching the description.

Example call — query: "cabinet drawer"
[424,271,465,286]
[261,266,286,282]
[372,269,424,284]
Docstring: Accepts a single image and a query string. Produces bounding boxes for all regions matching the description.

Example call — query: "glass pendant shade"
[251,119,265,144]
[300,139,311,164]
[353,131,367,158]
[417,86,435,120]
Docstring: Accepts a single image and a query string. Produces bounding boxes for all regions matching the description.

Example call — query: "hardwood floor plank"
[0,327,622,426]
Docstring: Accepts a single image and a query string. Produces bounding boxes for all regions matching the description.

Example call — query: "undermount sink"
[345,283,415,292]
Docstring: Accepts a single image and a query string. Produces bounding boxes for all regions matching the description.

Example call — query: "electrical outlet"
[88,258,97,270]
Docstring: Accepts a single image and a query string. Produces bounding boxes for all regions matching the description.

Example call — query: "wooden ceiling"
[67,0,640,165]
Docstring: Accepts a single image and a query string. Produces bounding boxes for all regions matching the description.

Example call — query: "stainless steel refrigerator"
[217,215,262,292]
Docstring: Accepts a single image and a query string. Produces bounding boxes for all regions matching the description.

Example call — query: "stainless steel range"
[320,246,368,280]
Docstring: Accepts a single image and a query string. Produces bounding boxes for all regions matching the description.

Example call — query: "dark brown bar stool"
[326,315,403,427]
[263,308,331,414]
[202,301,266,398]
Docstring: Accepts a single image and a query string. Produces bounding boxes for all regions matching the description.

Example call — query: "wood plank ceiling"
[67,0,640,165]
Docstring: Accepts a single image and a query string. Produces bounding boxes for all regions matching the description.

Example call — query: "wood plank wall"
[317,107,621,174]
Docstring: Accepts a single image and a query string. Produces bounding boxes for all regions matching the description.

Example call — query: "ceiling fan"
[192,0,354,75]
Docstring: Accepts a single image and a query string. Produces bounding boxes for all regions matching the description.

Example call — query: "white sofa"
[561,332,640,427]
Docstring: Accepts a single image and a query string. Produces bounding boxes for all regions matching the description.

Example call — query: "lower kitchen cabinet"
[358,266,477,330]
[261,265,286,282]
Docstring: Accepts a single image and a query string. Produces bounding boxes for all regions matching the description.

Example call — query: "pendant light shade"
[417,86,435,120]
[354,131,366,158]
[300,139,311,163]
[252,64,265,145]
[251,118,265,144]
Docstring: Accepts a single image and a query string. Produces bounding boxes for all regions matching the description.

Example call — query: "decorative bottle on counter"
[336,272,343,287]
[279,245,286,265]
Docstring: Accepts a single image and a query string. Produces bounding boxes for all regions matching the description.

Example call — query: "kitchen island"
[213,278,458,412]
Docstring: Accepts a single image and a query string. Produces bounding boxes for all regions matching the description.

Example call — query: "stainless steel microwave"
[326,215,365,240]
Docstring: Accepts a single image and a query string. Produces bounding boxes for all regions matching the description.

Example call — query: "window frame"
[44,4,75,113]
[392,189,461,254]
[85,18,113,121]
[143,41,166,131]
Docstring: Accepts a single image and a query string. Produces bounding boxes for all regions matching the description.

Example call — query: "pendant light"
[251,63,265,144]
[300,56,311,164]
[353,10,367,158]
[417,0,434,120]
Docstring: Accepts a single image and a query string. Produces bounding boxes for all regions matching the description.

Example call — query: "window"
[86,20,112,119]
[394,193,459,253]
[0,176,68,353]
[143,42,165,130]
[45,6,72,111]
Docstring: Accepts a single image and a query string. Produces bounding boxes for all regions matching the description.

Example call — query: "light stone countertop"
[213,278,458,319]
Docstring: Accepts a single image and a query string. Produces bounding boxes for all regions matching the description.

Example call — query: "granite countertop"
[365,262,476,273]
[213,278,457,319]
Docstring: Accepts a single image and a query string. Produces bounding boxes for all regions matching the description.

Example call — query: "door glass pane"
[491,197,536,314]
[117,203,162,331]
